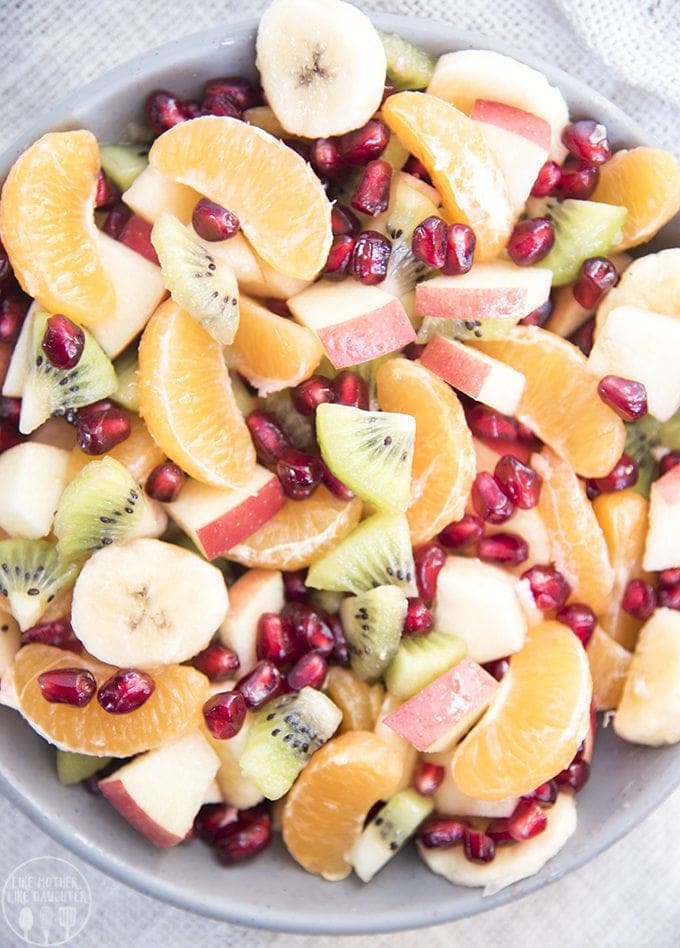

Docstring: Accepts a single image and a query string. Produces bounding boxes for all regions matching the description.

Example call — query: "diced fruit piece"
[586,625,632,710]
[70,537,228,667]
[451,622,592,800]
[0,612,21,679]
[373,692,417,791]
[281,730,403,880]
[384,629,467,700]
[380,32,436,91]
[149,115,332,280]
[340,585,407,681]
[56,750,112,785]
[218,569,284,677]
[614,608,680,745]
[239,687,342,800]
[203,713,265,810]
[425,749,518,818]
[0,539,76,631]
[66,411,165,487]
[642,464,680,571]
[325,666,385,733]
[122,165,200,224]
[112,347,139,412]
[0,130,115,323]
[351,787,434,882]
[534,198,626,286]
[99,731,219,846]
[99,143,148,191]
[595,248,680,329]
[0,443,69,539]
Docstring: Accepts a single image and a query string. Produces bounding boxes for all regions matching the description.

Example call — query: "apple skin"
[415,263,551,323]
[643,463,680,571]
[317,298,416,368]
[99,779,185,847]
[471,99,551,150]
[218,568,285,675]
[197,475,285,559]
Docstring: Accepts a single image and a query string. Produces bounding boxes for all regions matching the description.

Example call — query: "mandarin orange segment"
[452,621,592,800]
[13,644,208,757]
[149,116,332,281]
[533,447,615,616]
[376,357,475,545]
[226,485,362,571]
[473,326,625,479]
[586,625,632,711]
[591,147,680,251]
[0,131,115,324]
[67,412,166,484]
[381,92,513,261]
[137,300,256,489]
[281,730,403,880]
[324,666,385,732]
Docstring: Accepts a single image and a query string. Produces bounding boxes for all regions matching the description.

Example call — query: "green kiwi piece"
[340,585,407,681]
[56,750,112,786]
[316,403,415,512]
[0,538,78,631]
[239,686,342,800]
[53,456,148,562]
[534,198,627,286]
[382,173,440,299]
[261,388,316,451]
[151,212,240,345]
[19,310,117,435]
[624,416,661,498]
[306,512,417,596]
[384,630,467,700]
[379,32,437,91]
[99,143,149,191]
[659,408,680,450]
[351,788,434,882]
[417,314,517,344]
[112,346,139,412]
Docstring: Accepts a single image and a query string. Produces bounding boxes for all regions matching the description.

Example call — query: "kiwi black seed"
[339,584,407,681]
[417,314,518,344]
[351,788,434,882]
[0,537,78,631]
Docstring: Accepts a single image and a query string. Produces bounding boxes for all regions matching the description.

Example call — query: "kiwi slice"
[339,585,407,681]
[659,409,680,451]
[384,629,467,699]
[351,787,434,882]
[382,173,440,299]
[113,346,139,412]
[261,387,316,451]
[53,456,149,561]
[19,310,117,435]
[316,403,415,512]
[417,314,517,344]
[379,33,437,91]
[239,686,342,800]
[56,750,112,786]
[99,143,149,191]
[533,198,627,286]
[306,512,417,596]
[151,212,240,345]
[0,538,78,631]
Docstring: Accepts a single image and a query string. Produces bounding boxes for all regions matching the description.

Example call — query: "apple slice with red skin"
[643,464,680,571]
[218,568,285,676]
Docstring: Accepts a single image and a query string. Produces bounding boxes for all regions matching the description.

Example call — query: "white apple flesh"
[642,464,680,571]
[218,568,285,675]
[0,442,70,539]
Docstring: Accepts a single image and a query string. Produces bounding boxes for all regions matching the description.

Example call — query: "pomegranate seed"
[331,203,361,236]
[403,156,431,183]
[569,316,596,356]
[320,460,356,500]
[464,828,496,863]
[351,160,392,216]
[322,613,348,667]
[309,138,345,180]
[0,397,20,425]
[276,447,323,500]
[146,90,187,134]
[348,230,392,285]
[573,257,618,309]
[494,455,542,509]
[660,568,680,587]
[562,120,611,165]
[413,762,445,796]
[97,669,155,713]
[403,597,434,636]
[256,612,298,666]
[76,404,131,455]
[508,798,548,840]
[485,818,514,845]
[287,651,328,690]
[477,532,529,567]
[332,370,369,409]
[659,585,680,610]
[236,660,284,709]
[411,216,448,269]
[556,602,597,646]
[179,99,204,120]
[95,170,120,210]
[145,461,185,502]
[102,202,131,240]
[555,758,590,792]
[192,644,240,681]
[0,241,12,289]
[506,218,555,266]
[588,453,638,493]
[282,602,335,656]
[442,222,476,276]
[471,472,515,524]
[483,657,510,681]
[0,419,23,454]
[246,410,290,466]
[283,570,308,602]
[194,803,239,842]
[525,780,559,805]
[203,689,247,738]
[621,578,657,621]
[214,813,272,864]
[558,159,599,199]
[597,375,647,421]
[439,515,485,549]
[191,198,240,241]
[531,160,562,197]
[201,90,241,119]
[659,452,680,475]
[466,404,519,441]
[413,543,446,601]
[419,816,468,848]
[404,342,426,360]
[0,288,30,344]
[520,564,571,611]
[339,119,390,166]
[323,234,355,279]
[520,299,553,328]
[203,76,260,112]
[38,667,96,707]
[22,620,79,649]
[118,214,160,265]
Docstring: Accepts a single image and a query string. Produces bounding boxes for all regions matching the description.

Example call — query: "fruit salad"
[1,0,680,895]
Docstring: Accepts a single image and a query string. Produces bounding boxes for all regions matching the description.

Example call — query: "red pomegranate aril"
[276,447,323,500]
[290,372,334,417]
[0,241,12,289]
[597,375,647,421]
[485,818,514,845]
[477,532,529,567]
[351,160,392,217]
[214,813,272,864]
[506,217,555,266]
[573,256,619,309]
[282,602,335,656]
[531,160,562,197]
[320,460,356,501]
[659,452,680,475]
[145,461,186,502]
[494,455,542,509]
[95,170,120,210]
[323,234,356,279]
[22,619,80,650]
[483,656,510,681]
[471,472,515,525]
[146,90,187,134]
[562,120,611,166]
[192,198,240,241]
[403,155,432,183]
[339,118,390,166]
[659,568,680,587]
[658,585,680,610]
[41,314,85,370]
[526,780,559,806]
[332,370,369,409]
[0,419,23,454]
[558,159,599,200]
[411,216,448,269]
[555,602,597,646]
[331,203,361,237]
[236,660,283,710]
[102,202,132,240]
[569,316,596,356]
[555,758,590,792]
[97,669,155,714]
[413,761,445,796]
[521,564,571,612]
[201,91,241,120]
[348,229,392,285]
[413,543,447,602]
[192,643,240,681]
[194,803,239,842]
[403,597,434,636]
[76,405,131,455]
[404,342,426,360]
[204,76,261,112]
[588,453,638,494]
[464,828,496,863]
[0,288,30,344]
[287,651,328,690]
[309,137,344,180]
[283,570,309,603]
[621,578,657,621]
[38,668,96,707]
[419,816,468,848]
[320,613,347,667]
[256,612,298,666]
[246,410,290,467]
[0,395,22,425]
[466,404,519,442]
[442,222,476,276]
[203,689,248,738]
[520,299,552,328]
[508,798,548,840]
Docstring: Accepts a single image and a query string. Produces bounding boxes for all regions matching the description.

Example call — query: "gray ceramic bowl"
[1,12,679,936]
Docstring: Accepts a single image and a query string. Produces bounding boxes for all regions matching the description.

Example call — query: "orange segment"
[324,666,385,732]
[149,116,332,281]
[67,413,166,484]
[381,92,513,261]
[138,300,256,489]
[13,644,208,756]
[281,730,403,880]
[0,131,115,324]
[226,485,362,571]
[376,357,475,544]
[591,147,680,251]
[452,621,592,800]
[586,625,632,711]
[473,326,625,478]
[533,448,615,615]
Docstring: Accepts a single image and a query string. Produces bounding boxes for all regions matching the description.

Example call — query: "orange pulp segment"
[281,730,403,879]
[473,326,625,478]
[586,625,632,711]
[381,92,513,261]
[67,412,166,484]
[138,300,256,489]
[324,666,385,732]
[376,357,475,545]
[149,116,332,281]
[452,621,592,800]
[0,131,115,324]
[13,643,208,757]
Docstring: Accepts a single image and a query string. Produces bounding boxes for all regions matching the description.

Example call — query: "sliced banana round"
[255,0,387,138]
[596,248,680,331]
[71,537,229,667]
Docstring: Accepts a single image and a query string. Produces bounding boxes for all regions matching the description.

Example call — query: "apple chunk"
[642,464,680,571]
[0,442,70,539]
[123,165,200,224]
[218,568,285,675]
[99,731,219,847]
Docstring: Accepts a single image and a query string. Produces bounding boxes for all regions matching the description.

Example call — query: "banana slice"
[427,49,569,162]
[71,537,229,667]
[255,0,387,138]
[418,792,577,895]
[596,248,680,331]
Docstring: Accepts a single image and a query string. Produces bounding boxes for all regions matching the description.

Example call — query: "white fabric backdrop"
[1,1,680,945]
